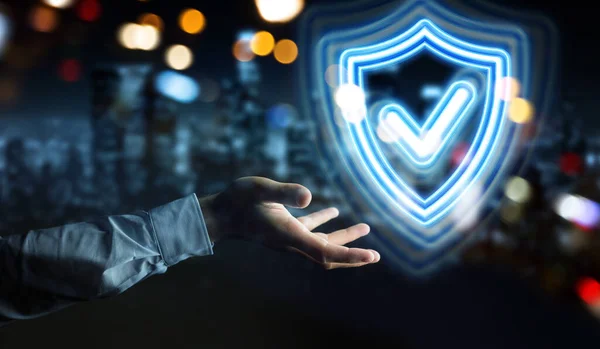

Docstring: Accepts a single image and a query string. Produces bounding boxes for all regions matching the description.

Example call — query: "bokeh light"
[179,9,206,35]
[43,0,74,9]
[118,23,139,49]
[135,25,160,51]
[139,13,163,32]
[266,104,297,129]
[553,194,600,229]
[117,23,160,51]
[273,39,298,64]
[577,278,600,305]
[233,39,255,62]
[504,176,532,204]
[325,64,347,88]
[496,77,521,101]
[335,83,367,124]
[76,0,101,22]
[555,194,585,221]
[58,59,82,82]
[508,98,534,124]
[30,6,59,33]
[255,0,304,23]
[250,31,275,56]
[165,45,193,70]
[155,71,199,103]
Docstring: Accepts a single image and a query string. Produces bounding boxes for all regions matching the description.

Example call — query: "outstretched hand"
[198,177,380,269]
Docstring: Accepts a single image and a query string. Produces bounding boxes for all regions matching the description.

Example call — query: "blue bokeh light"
[155,70,200,104]
[266,104,295,129]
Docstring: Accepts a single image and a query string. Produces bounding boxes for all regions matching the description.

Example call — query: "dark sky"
[0,0,597,123]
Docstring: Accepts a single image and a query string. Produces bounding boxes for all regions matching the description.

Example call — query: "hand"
[198,177,380,269]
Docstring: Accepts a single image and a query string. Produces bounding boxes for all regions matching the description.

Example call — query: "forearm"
[0,194,213,324]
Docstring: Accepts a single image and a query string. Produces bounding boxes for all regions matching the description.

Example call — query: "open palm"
[199,177,380,269]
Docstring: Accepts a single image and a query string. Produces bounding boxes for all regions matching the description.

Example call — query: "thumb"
[237,177,312,208]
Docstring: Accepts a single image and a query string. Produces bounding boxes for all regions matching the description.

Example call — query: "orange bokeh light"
[179,9,206,35]
[273,39,298,64]
[30,5,59,33]
[139,13,163,32]
[233,40,255,62]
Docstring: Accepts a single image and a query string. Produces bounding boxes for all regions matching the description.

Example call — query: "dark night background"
[1,0,600,348]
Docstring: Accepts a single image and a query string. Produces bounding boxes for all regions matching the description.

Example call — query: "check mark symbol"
[378,80,478,164]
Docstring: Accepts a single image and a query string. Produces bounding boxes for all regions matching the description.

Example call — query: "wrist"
[198,194,223,244]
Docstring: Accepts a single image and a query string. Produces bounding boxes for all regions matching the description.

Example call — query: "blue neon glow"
[155,70,200,104]
[299,0,555,274]
[420,85,443,100]
[338,18,510,227]
[377,80,477,166]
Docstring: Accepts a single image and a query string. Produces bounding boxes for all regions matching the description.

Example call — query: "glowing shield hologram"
[298,0,557,275]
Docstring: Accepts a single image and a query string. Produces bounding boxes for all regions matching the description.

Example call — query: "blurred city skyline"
[0,0,597,127]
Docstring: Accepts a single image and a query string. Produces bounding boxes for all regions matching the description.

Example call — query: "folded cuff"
[149,194,214,266]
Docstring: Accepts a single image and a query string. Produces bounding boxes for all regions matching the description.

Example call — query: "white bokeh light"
[165,45,194,70]
[118,23,138,49]
[254,0,304,23]
[335,83,367,124]
[118,23,160,51]
[555,194,586,221]
[504,176,532,204]
[556,194,600,228]
[44,0,74,9]
[135,25,160,51]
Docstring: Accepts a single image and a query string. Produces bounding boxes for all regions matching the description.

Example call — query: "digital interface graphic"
[299,0,558,274]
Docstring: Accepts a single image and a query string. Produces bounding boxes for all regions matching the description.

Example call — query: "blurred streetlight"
[233,39,254,62]
[76,0,102,22]
[273,39,298,64]
[255,0,304,23]
[139,13,163,32]
[117,23,160,51]
[179,9,206,34]
[44,0,74,9]
[165,45,193,70]
[136,25,160,51]
[155,71,199,103]
[250,31,275,56]
[30,5,58,33]
[509,97,534,124]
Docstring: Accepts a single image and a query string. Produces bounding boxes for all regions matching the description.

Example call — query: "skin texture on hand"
[199,177,380,269]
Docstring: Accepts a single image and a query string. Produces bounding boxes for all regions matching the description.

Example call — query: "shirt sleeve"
[0,193,213,326]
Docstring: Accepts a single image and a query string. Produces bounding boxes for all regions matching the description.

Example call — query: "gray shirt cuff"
[148,193,214,266]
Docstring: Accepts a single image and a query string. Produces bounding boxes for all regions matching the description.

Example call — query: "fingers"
[298,207,339,231]
[291,231,379,267]
[289,244,380,270]
[235,177,312,208]
[326,223,370,245]
[323,243,377,265]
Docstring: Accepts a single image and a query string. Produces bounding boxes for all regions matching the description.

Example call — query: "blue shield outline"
[298,0,556,274]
